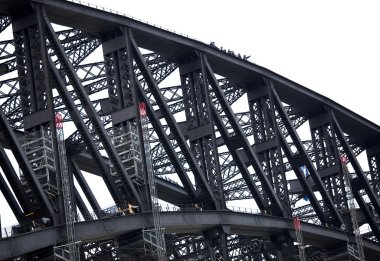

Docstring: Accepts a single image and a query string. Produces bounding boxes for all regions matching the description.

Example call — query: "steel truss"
[0,1,379,261]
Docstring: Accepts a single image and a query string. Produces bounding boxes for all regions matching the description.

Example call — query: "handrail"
[65,0,198,41]
[0,204,261,238]
[63,0,250,61]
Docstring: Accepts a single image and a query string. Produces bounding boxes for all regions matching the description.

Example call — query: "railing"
[64,0,251,61]
[75,204,207,221]
[65,0,198,41]
[227,205,261,214]
[1,223,33,238]
[158,176,180,186]
[0,204,262,239]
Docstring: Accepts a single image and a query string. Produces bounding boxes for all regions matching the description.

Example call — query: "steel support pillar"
[12,8,62,224]
[102,28,150,210]
[203,227,229,260]
[135,81,198,201]
[47,53,123,207]
[269,81,344,227]
[204,58,283,216]
[180,54,225,209]
[309,112,348,210]
[248,85,291,217]
[130,34,217,208]
[43,14,143,207]
[307,111,352,231]
[367,145,380,199]
[330,111,380,241]
[270,233,294,261]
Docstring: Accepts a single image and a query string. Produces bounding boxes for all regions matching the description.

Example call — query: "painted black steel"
[0,0,378,260]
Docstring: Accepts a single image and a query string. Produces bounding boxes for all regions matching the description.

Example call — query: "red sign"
[293,217,301,230]
[139,102,146,116]
[55,113,63,129]
[340,156,348,164]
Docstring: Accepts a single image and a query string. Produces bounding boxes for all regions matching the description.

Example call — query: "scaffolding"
[139,102,166,261]
[19,127,57,198]
[110,122,145,186]
[341,156,365,261]
[294,217,306,261]
[53,113,79,261]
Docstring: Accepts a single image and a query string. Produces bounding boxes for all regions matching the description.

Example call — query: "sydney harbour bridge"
[0,0,379,260]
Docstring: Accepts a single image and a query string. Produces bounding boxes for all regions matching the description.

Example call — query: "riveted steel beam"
[269,82,343,227]
[205,58,283,216]
[130,32,217,208]
[44,15,143,206]
[71,159,102,217]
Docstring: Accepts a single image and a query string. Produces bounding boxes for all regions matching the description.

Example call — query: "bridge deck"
[1,211,380,260]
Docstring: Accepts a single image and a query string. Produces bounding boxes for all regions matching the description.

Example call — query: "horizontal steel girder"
[1,211,380,260]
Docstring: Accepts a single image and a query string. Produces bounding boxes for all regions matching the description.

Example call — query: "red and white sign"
[340,156,348,164]
[139,102,146,116]
[293,217,301,230]
[55,113,63,129]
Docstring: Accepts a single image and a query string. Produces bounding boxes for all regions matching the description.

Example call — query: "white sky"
[85,0,380,125]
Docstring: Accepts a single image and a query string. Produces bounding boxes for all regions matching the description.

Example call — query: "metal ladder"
[139,103,166,261]
[294,217,306,261]
[54,113,79,261]
[341,157,365,261]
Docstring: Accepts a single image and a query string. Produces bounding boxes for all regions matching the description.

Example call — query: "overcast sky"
[84,0,380,125]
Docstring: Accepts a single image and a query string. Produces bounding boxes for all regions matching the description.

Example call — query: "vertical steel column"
[268,81,343,227]
[103,33,135,113]
[203,226,229,261]
[102,28,148,209]
[36,5,65,225]
[248,85,291,217]
[11,9,59,223]
[13,15,46,117]
[46,40,125,208]
[135,82,198,200]
[309,113,348,211]
[44,16,143,207]
[330,111,380,241]
[270,233,294,261]
[330,111,380,214]
[204,60,283,216]
[367,146,380,199]
[130,34,217,209]
[180,54,225,208]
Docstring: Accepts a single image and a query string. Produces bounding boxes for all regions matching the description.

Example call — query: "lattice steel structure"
[0,0,379,260]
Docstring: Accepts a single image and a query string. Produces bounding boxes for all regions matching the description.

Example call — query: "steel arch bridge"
[0,0,379,260]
